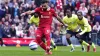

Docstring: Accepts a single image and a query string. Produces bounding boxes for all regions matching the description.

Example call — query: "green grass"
[0,46,100,56]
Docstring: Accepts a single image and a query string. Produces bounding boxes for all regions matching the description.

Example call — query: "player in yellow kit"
[62,9,90,52]
[29,13,57,50]
[76,12,96,52]
[29,13,39,27]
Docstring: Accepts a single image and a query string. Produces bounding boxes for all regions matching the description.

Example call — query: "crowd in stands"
[0,0,100,40]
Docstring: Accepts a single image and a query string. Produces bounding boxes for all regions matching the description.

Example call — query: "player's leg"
[36,28,47,51]
[41,33,57,50]
[41,36,46,43]
[66,30,75,52]
[78,33,90,52]
[87,32,96,52]
[44,28,52,54]
[50,33,57,50]
[75,32,85,52]
[51,38,57,50]
[0,38,5,47]
[81,45,85,52]
[77,38,89,52]
[0,38,4,46]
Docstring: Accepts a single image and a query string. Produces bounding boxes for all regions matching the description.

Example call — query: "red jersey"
[34,7,57,28]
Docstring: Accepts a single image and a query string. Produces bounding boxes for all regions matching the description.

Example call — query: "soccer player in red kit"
[21,0,66,55]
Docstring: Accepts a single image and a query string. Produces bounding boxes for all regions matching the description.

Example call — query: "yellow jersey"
[62,14,78,31]
[76,17,91,35]
[29,15,39,26]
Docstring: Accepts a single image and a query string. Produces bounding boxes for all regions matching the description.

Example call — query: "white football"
[29,41,38,50]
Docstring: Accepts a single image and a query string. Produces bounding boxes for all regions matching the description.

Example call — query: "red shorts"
[35,27,51,38]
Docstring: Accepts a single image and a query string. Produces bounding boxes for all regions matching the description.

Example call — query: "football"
[29,41,38,50]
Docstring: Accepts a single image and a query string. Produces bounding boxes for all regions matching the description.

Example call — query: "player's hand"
[76,33,81,37]
[63,24,68,28]
[21,13,26,16]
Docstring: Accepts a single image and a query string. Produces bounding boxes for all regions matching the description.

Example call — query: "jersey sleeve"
[79,19,88,35]
[34,7,40,13]
[52,9,57,17]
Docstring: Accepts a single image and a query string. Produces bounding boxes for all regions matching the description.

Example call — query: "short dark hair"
[66,9,71,13]
[77,11,83,15]
[34,13,38,17]
[41,0,49,4]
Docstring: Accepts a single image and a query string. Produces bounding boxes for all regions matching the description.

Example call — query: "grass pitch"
[0,46,100,56]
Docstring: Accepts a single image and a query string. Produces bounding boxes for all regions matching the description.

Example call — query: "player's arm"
[21,8,39,16]
[52,10,67,27]
[79,19,88,35]
[21,10,35,16]
[76,21,88,37]
[79,26,87,35]
[56,15,67,27]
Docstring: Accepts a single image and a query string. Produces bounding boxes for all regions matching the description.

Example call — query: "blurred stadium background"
[0,0,100,49]
[0,0,100,56]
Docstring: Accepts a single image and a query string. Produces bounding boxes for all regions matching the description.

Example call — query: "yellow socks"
[92,43,96,48]
[70,44,74,48]
[51,39,55,46]
[82,41,89,46]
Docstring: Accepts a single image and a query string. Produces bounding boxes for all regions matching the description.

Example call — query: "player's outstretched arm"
[56,15,68,28]
[21,10,35,16]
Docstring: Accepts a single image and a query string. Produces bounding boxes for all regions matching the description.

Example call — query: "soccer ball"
[29,41,38,50]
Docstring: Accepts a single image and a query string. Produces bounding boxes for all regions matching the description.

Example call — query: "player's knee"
[36,34,41,37]
[46,37,50,41]
[66,38,70,40]
[45,29,50,34]
[79,39,83,44]
[66,34,71,38]
[36,35,41,40]
[42,38,46,43]
[45,34,50,38]
[66,36,70,39]
[66,37,70,39]
[88,41,92,45]
[66,38,71,44]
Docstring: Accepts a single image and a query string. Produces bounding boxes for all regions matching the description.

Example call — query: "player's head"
[41,0,49,11]
[77,11,83,20]
[34,13,38,18]
[66,9,72,17]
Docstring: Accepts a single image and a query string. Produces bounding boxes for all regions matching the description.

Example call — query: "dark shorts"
[66,30,79,38]
[80,32,91,41]
[66,30,92,41]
